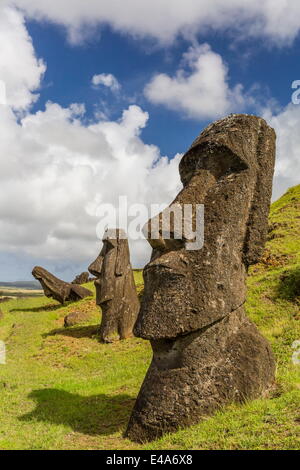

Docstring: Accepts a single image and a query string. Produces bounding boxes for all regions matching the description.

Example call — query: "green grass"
[0,187,300,450]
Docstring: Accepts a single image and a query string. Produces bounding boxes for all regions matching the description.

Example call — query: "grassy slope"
[0,188,299,450]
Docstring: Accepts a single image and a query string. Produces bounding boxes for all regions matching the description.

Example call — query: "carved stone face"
[126,114,276,443]
[134,114,276,339]
[88,228,140,342]
[89,228,130,306]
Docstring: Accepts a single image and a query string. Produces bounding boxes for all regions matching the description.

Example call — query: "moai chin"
[126,114,276,442]
[89,228,139,343]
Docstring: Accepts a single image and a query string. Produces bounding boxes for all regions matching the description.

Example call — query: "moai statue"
[32,266,92,304]
[126,114,276,442]
[89,229,139,343]
[71,272,90,285]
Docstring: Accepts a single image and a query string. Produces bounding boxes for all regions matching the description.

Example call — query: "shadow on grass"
[276,266,300,301]
[10,303,63,313]
[19,388,135,436]
[44,325,99,339]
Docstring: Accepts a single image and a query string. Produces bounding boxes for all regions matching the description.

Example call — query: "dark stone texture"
[89,229,139,343]
[71,272,90,285]
[32,266,92,304]
[126,114,276,442]
[64,310,92,327]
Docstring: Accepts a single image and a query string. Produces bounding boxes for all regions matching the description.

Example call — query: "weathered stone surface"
[71,272,90,285]
[32,267,92,304]
[89,229,139,343]
[126,114,276,442]
[64,310,91,327]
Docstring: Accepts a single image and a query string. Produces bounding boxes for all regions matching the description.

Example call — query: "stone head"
[88,228,130,306]
[134,114,276,339]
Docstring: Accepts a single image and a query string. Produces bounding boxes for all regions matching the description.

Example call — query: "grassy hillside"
[0,187,299,450]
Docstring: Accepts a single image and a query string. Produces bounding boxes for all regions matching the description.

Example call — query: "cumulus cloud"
[8,0,300,45]
[0,81,6,106]
[144,44,248,120]
[91,73,121,92]
[0,5,45,110]
[1,2,299,281]
[263,103,300,200]
[0,100,181,269]
[0,5,182,277]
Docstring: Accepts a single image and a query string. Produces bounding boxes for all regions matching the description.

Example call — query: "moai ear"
[115,238,130,276]
[99,244,117,302]
[242,123,276,267]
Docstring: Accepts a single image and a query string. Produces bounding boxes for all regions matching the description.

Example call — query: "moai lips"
[89,229,139,343]
[126,114,276,443]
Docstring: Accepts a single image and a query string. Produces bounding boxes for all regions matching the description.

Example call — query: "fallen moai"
[89,229,139,343]
[32,266,92,304]
[126,114,277,442]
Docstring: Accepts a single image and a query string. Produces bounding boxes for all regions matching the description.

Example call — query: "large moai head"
[126,114,276,442]
[134,114,276,339]
[89,229,139,342]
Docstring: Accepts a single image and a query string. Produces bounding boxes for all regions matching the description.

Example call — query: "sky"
[0,0,300,281]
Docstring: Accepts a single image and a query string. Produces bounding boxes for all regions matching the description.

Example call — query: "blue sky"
[1,1,300,281]
[28,20,209,157]
[28,19,300,156]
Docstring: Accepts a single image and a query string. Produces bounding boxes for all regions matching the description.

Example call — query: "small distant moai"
[126,114,276,442]
[71,272,90,285]
[32,266,92,304]
[89,229,139,343]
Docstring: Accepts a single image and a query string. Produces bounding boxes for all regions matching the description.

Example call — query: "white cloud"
[0,6,182,274]
[0,5,45,110]
[0,99,181,268]
[0,5,181,270]
[0,3,299,281]
[8,0,300,45]
[144,44,247,119]
[263,103,300,201]
[0,80,6,105]
[92,73,121,92]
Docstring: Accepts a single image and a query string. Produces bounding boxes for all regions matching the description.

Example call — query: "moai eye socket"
[180,145,249,186]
